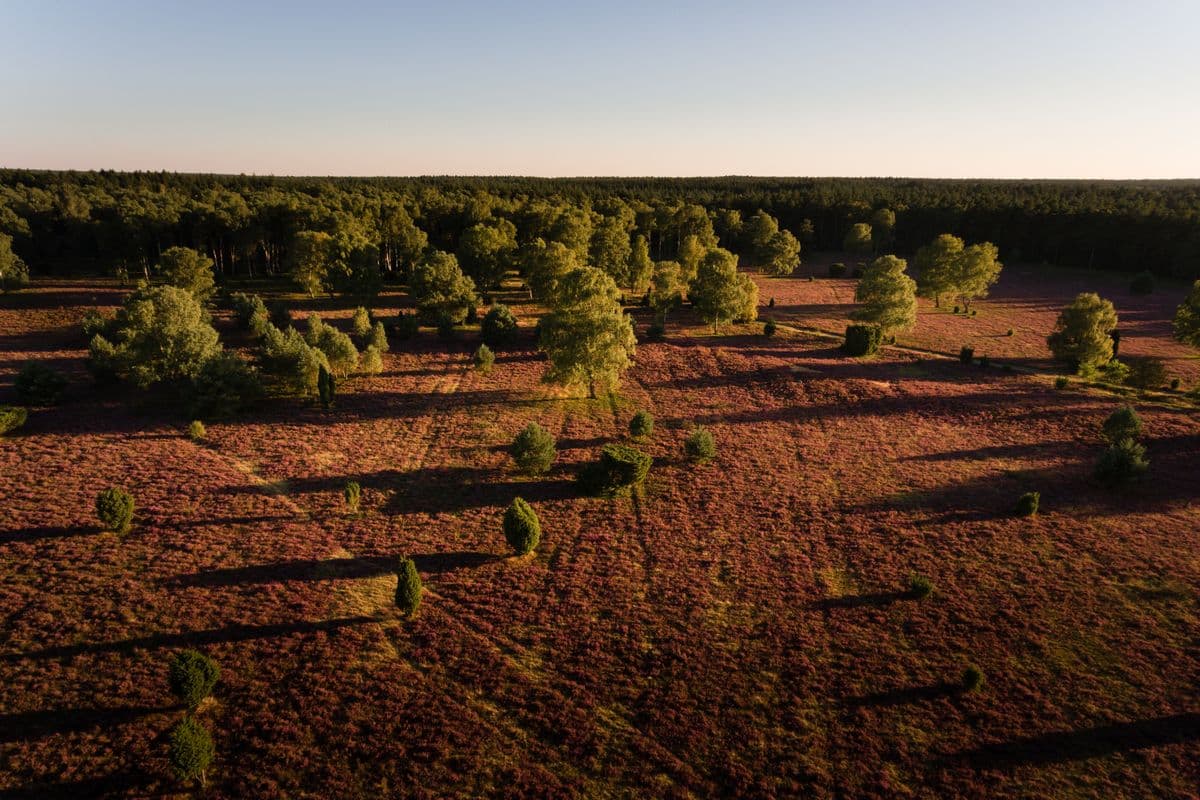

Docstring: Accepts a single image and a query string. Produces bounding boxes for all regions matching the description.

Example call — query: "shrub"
[952,305,960,314]
[392,312,420,340]
[577,444,652,496]
[1129,271,1155,295]
[351,306,372,339]
[395,557,422,614]
[168,650,220,710]
[959,346,974,364]
[1123,356,1167,390]
[95,487,134,534]
[1080,358,1130,385]
[15,361,67,406]
[828,262,847,278]
[230,292,268,335]
[304,313,359,377]
[503,497,541,556]
[465,303,478,324]
[908,574,934,599]
[368,321,389,352]
[168,718,214,788]
[511,422,556,475]
[1006,328,1014,336]
[645,321,666,341]
[684,427,716,463]
[344,481,361,513]
[436,314,457,340]
[187,420,206,441]
[0,406,28,436]
[961,665,985,693]
[1170,378,1181,390]
[268,301,292,330]
[1054,376,1070,390]
[81,309,111,339]
[259,323,328,396]
[1015,491,1040,517]
[317,364,335,410]
[1095,438,1149,486]
[189,352,262,420]
[1101,406,1142,444]
[843,324,882,356]
[481,304,519,348]
[763,318,777,337]
[473,343,495,375]
[629,410,654,439]
[970,309,977,317]
[360,345,384,375]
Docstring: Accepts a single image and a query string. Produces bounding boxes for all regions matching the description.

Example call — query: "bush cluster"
[95,486,134,534]
[843,324,882,356]
[481,304,519,348]
[189,352,263,420]
[577,444,652,496]
[511,422,556,475]
[230,292,269,335]
[629,410,654,439]
[684,427,716,462]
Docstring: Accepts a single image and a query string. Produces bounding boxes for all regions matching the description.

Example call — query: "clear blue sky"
[2,0,1197,178]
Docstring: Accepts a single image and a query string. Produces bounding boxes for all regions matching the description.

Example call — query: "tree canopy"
[1047,292,1119,369]
[538,267,636,398]
[853,255,918,335]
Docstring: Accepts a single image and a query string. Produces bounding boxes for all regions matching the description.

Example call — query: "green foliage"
[159,246,216,302]
[843,324,882,356]
[1123,357,1167,390]
[168,717,214,788]
[367,321,389,353]
[351,306,372,339]
[230,292,269,336]
[684,427,716,463]
[503,497,541,556]
[953,242,1003,311]
[628,234,653,292]
[15,361,67,406]
[589,215,634,286]
[649,260,685,316]
[81,309,111,339]
[843,222,873,254]
[317,364,335,410]
[95,486,134,534]
[260,323,328,396]
[290,230,333,296]
[457,219,518,289]
[88,284,222,389]
[961,665,985,693]
[511,422,556,475]
[168,649,220,710]
[538,267,636,398]
[1172,280,1200,348]
[1055,376,1070,389]
[0,233,30,292]
[0,406,28,436]
[763,318,777,337]
[1015,491,1040,517]
[304,314,359,377]
[629,410,654,439]
[761,229,802,277]
[852,255,917,335]
[189,352,262,420]
[645,320,666,341]
[828,262,847,278]
[908,574,934,599]
[392,312,420,340]
[481,304,519,348]
[1095,438,1149,486]
[437,314,457,339]
[959,346,974,364]
[523,238,583,304]
[473,343,495,375]
[1101,406,1143,444]
[269,301,292,331]
[344,480,361,512]
[360,345,383,375]
[743,209,780,261]
[395,557,422,614]
[411,250,477,324]
[690,247,757,330]
[1047,292,1119,369]
[577,444,652,496]
[914,234,965,307]
[187,420,206,441]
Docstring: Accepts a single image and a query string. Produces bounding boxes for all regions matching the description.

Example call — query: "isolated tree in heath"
[410,250,477,324]
[1047,292,1119,370]
[951,242,1003,311]
[169,718,214,789]
[503,497,541,556]
[395,557,422,615]
[690,247,758,331]
[159,246,216,302]
[538,267,636,398]
[853,255,917,336]
[1173,280,1200,347]
[761,229,802,277]
[843,222,873,255]
[914,234,965,307]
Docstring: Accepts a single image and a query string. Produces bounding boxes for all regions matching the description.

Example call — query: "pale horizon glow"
[2,0,1198,179]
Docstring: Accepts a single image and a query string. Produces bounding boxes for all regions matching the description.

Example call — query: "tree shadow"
[0,771,159,800]
[386,464,578,515]
[410,550,505,575]
[0,524,98,545]
[0,704,173,744]
[943,712,1200,768]
[165,555,397,588]
[841,681,960,709]
[809,590,909,611]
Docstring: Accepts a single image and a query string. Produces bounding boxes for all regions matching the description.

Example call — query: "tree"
[503,497,541,556]
[1095,438,1149,486]
[410,251,477,325]
[260,323,328,396]
[952,242,1003,311]
[317,364,335,409]
[189,351,262,420]
[523,238,582,304]
[650,260,685,317]
[1047,292,1118,369]
[304,314,359,377]
[629,410,654,439]
[1101,406,1143,444]
[481,304,519,348]
[628,234,653,293]
[538,267,636,398]
[15,361,67,406]
[589,215,633,286]
[870,208,896,252]
[473,343,494,374]
[761,230,802,277]
[289,230,332,297]
[168,718,214,788]
[684,427,716,462]
[96,486,134,533]
[0,233,29,292]
[677,234,706,285]
[743,210,780,261]
[511,422,556,474]
[843,222,873,254]
[690,247,757,331]
[456,219,517,289]
[913,234,964,307]
[852,255,917,335]
[159,246,216,302]
[88,284,221,389]
[351,307,372,339]
[395,557,422,614]
[168,650,220,710]
[1173,280,1200,347]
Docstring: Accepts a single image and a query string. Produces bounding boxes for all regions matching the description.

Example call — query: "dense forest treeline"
[2,169,1199,281]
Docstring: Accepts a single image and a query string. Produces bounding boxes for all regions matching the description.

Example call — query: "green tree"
[0,233,29,292]
[168,650,220,710]
[168,718,214,788]
[95,486,135,534]
[511,421,556,474]
[457,219,517,289]
[1173,280,1200,347]
[843,222,873,254]
[761,229,801,277]
[88,284,221,389]
[1047,292,1119,370]
[690,247,757,331]
[628,234,653,293]
[304,314,359,377]
[743,210,780,261]
[870,208,896,252]
[538,267,636,398]
[289,230,333,297]
[410,250,477,324]
[913,234,965,307]
[260,323,328,396]
[481,304,519,348]
[677,234,706,285]
[1101,406,1143,444]
[952,242,1003,311]
[395,557,422,614]
[650,260,685,317]
[503,497,541,556]
[351,307,372,339]
[853,255,917,335]
[159,246,216,302]
[523,238,582,304]
[473,343,494,374]
[590,215,633,286]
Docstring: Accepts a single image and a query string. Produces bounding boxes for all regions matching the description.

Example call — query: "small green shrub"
[344,480,361,513]
[15,361,68,406]
[392,312,420,340]
[1101,406,1142,444]
[908,574,934,599]
[953,305,960,314]
[0,405,29,436]
[684,427,716,463]
[503,497,541,556]
[1054,376,1070,390]
[763,318,777,337]
[230,292,268,334]
[978,355,990,368]
[360,344,383,375]
[1095,438,1149,486]
[95,487,134,534]
[368,321,389,353]
[1129,271,1155,295]
[843,324,882,356]
[959,346,974,364]
[351,306,372,339]
[187,420,206,441]
[481,304,519,348]
[961,665,985,693]
[317,364,336,410]
[395,557,422,614]
[511,422,556,475]
[168,717,214,788]
[1123,357,1167,390]
[305,313,359,377]
[1170,378,1181,391]
[1006,328,1014,336]
[81,309,111,339]
[168,649,220,710]
[473,343,495,375]
[828,262,847,278]
[577,444,652,497]
[629,410,654,439]
[1015,491,1040,517]
[767,297,775,308]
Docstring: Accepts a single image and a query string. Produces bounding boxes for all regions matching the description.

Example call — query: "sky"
[2,0,1198,178]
